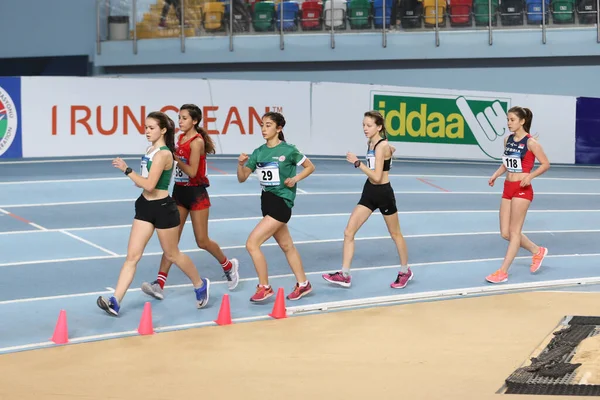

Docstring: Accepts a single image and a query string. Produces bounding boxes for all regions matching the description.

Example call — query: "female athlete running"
[322,110,411,289]
[141,104,239,301]
[237,112,316,302]
[97,111,209,316]
[486,106,550,284]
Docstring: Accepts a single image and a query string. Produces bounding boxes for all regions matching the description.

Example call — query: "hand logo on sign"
[455,96,509,160]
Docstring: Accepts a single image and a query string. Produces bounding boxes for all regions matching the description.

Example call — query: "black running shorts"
[134,195,180,229]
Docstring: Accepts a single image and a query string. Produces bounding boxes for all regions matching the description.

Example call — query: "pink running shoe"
[287,282,313,301]
[530,247,548,273]
[486,269,508,284]
[390,268,413,289]
[322,271,351,288]
[250,285,274,302]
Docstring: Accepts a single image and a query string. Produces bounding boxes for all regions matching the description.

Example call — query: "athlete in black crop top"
[322,110,412,291]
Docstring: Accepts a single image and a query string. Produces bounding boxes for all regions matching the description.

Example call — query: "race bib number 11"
[140,156,149,178]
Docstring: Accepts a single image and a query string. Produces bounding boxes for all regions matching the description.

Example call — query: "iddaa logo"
[373,91,511,160]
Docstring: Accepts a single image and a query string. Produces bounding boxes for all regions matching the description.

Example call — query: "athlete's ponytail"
[180,104,216,154]
[508,106,534,133]
[165,116,176,154]
[263,111,286,142]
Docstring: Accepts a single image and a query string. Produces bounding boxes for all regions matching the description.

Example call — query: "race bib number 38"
[256,162,280,187]
[502,155,523,173]
[174,157,189,184]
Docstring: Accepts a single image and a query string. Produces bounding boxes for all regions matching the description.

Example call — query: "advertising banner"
[311,82,577,164]
[11,77,585,164]
[20,77,312,157]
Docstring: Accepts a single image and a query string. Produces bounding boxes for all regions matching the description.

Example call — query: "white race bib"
[256,162,280,187]
[502,155,523,173]
[174,156,189,184]
[140,156,149,178]
[366,153,376,170]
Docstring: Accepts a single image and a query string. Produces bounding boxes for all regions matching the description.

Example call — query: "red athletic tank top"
[174,133,210,187]
[503,133,535,174]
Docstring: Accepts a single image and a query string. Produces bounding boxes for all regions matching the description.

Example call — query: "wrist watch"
[124,167,133,175]
[354,160,361,168]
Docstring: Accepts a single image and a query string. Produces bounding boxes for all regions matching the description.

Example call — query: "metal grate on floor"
[503,316,600,396]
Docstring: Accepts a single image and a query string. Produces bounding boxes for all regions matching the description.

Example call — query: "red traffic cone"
[269,288,287,319]
[138,302,154,335]
[214,294,232,326]
[51,309,69,344]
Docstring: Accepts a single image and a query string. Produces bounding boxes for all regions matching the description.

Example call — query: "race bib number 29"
[256,162,280,187]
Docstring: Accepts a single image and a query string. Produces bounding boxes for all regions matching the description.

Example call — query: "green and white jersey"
[140,145,172,191]
[246,141,307,208]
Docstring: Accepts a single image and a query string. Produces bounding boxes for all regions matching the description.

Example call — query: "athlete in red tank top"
[485,106,550,285]
[174,132,210,187]
[141,104,240,302]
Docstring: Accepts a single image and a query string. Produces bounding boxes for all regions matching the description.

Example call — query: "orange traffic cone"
[269,288,287,319]
[138,302,154,335]
[51,309,69,344]
[214,294,232,326]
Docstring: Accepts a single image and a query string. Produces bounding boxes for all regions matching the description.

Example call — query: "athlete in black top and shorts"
[322,110,412,289]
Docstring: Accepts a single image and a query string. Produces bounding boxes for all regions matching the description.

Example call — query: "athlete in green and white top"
[237,112,315,303]
[99,111,209,318]
[140,145,173,191]
[245,141,307,208]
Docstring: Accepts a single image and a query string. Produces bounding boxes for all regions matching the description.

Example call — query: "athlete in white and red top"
[486,106,550,284]
[141,104,240,299]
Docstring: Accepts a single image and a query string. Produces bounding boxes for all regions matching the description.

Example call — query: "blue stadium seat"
[373,0,393,28]
[525,0,550,23]
[275,1,300,31]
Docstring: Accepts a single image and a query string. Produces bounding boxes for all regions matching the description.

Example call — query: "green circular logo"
[0,86,18,157]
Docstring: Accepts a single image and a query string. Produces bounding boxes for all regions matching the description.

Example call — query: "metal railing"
[97,0,600,55]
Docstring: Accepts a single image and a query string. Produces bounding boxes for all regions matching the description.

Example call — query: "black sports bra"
[366,139,392,171]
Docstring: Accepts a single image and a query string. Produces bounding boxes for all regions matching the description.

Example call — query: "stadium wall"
[100,59,600,98]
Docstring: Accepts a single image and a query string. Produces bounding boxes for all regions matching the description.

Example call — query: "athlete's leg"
[141,205,188,300]
[274,224,313,300]
[156,225,210,308]
[498,197,532,273]
[246,216,284,286]
[97,219,155,316]
[382,212,413,289]
[190,207,240,290]
[487,198,531,283]
[157,205,189,275]
[273,224,307,282]
[342,205,374,270]
[114,219,155,302]
[322,205,372,287]
[382,212,408,267]
[500,198,538,254]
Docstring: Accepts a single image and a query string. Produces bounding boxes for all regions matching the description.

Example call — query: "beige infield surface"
[1,291,599,400]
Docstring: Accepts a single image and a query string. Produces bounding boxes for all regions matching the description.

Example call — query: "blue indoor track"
[1,156,600,354]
